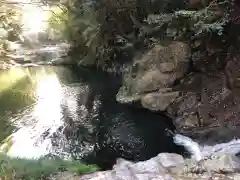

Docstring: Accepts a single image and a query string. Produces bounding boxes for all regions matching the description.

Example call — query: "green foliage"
[47,3,101,65]
[0,1,23,55]
[47,6,69,40]
[0,0,236,67]
[0,153,98,179]
[143,0,231,39]
[46,0,236,68]
[68,6,100,66]
[0,3,22,36]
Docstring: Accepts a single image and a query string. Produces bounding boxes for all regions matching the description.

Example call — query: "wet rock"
[117,41,190,104]
[141,91,179,111]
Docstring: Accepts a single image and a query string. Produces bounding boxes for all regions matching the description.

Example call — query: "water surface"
[0,66,90,159]
[0,65,184,169]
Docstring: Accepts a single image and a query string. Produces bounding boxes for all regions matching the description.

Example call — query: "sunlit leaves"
[47,1,101,65]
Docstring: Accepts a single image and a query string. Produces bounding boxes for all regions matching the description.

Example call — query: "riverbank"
[0,153,98,180]
[78,133,240,180]
[0,41,72,70]
[0,55,74,70]
[2,134,239,180]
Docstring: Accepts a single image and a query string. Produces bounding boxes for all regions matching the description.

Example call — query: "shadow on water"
[0,65,187,170]
[67,66,187,169]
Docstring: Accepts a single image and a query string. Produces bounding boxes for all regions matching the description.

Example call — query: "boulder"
[156,153,184,167]
[117,41,190,104]
[203,153,240,173]
[79,152,240,180]
[80,153,177,180]
[141,91,179,111]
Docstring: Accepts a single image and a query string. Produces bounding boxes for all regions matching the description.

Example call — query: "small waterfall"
[173,133,240,161]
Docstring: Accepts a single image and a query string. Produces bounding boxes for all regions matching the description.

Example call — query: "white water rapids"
[174,134,240,161]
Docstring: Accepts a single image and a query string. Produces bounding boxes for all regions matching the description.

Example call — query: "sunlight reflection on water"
[21,0,49,34]
[0,73,65,159]
[0,0,72,158]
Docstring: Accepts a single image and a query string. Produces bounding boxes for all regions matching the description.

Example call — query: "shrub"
[47,0,238,68]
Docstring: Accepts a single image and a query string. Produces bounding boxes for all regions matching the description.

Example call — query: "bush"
[46,0,238,69]
[47,2,101,66]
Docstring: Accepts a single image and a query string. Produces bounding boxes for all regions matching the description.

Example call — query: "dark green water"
[0,65,185,169]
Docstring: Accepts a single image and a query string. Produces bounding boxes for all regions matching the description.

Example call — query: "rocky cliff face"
[117,38,240,145]
[117,41,190,105]
[115,0,240,146]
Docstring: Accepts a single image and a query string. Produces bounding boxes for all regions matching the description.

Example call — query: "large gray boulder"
[79,153,182,180]
[79,152,240,180]
[117,41,190,105]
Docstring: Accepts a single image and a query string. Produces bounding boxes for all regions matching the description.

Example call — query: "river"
[0,64,187,169]
[0,0,187,170]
